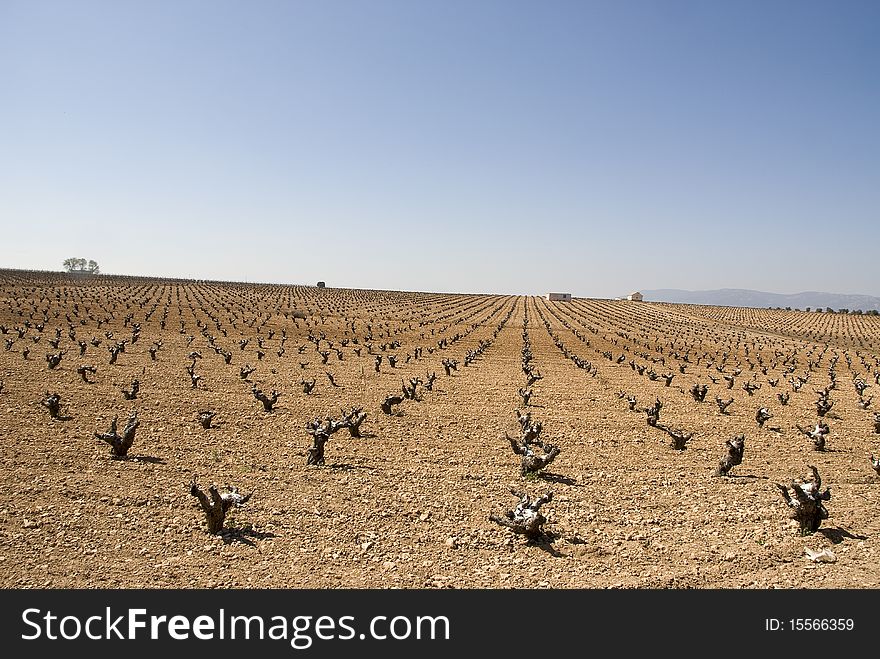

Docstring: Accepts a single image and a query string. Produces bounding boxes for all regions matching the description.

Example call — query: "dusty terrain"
[1,270,879,589]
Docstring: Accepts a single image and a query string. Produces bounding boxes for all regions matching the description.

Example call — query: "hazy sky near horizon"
[2,0,878,297]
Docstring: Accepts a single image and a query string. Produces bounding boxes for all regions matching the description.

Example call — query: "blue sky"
[2,0,878,297]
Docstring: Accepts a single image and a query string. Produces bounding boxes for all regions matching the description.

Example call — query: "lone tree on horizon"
[63,258,100,274]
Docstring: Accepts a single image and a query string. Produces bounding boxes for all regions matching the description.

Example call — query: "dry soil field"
[1,270,879,589]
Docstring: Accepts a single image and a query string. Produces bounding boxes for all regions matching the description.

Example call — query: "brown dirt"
[1,270,878,589]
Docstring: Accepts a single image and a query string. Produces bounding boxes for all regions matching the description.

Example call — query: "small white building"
[546,292,572,302]
[627,291,643,301]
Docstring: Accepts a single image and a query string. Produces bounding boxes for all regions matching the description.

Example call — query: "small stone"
[445,537,457,548]
[804,548,836,563]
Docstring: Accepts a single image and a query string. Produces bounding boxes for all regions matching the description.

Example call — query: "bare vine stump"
[506,432,560,476]
[307,431,330,465]
[402,378,421,400]
[77,364,97,383]
[515,408,532,431]
[41,392,62,419]
[253,386,280,411]
[305,417,346,465]
[663,425,693,450]
[755,407,773,427]
[776,465,831,535]
[95,410,140,457]
[715,397,733,414]
[797,422,829,451]
[869,454,880,477]
[742,381,760,395]
[198,411,216,429]
[690,383,708,402]
[489,489,553,540]
[381,394,404,415]
[122,378,139,400]
[520,418,543,443]
[714,434,745,476]
[46,351,65,369]
[186,364,202,389]
[341,407,367,437]
[190,477,252,534]
[816,397,833,417]
[300,378,316,394]
[645,399,662,427]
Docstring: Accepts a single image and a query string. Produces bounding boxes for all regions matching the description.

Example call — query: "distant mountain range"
[640,288,880,312]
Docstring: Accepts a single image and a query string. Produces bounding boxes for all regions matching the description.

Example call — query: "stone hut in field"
[546,292,572,302]
[627,291,643,301]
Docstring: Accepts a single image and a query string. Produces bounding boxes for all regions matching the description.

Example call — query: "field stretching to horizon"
[1,269,879,589]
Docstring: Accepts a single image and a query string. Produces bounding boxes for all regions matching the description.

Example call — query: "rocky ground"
[1,272,878,589]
